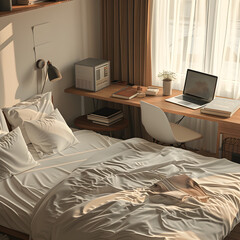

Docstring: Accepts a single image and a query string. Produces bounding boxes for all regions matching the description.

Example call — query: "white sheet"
[0,130,120,234]
[30,138,240,240]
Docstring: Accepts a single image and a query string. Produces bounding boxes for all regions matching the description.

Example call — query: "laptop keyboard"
[176,95,206,105]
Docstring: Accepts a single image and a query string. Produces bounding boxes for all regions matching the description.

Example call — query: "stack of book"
[87,107,123,126]
[17,0,47,5]
[200,97,240,118]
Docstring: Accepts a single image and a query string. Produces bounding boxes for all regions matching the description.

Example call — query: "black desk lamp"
[36,59,62,94]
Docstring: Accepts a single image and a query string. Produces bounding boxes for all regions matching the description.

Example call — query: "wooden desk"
[65,84,240,156]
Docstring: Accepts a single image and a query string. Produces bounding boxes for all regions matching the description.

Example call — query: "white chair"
[140,101,202,145]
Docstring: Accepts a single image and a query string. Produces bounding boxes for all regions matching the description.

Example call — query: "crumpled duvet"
[30,138,240,240]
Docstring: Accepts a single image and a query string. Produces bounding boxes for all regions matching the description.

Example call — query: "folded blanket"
[149,174,209,203]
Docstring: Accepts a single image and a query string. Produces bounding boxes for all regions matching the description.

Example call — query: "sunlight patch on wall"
[0,23,13,46]
[0,23,19,107]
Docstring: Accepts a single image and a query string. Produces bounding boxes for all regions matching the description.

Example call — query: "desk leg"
[216,126,220,158]
[216,131,222,158]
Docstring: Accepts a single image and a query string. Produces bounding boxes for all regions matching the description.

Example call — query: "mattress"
[0,130,120,234]
[29,138,240,240]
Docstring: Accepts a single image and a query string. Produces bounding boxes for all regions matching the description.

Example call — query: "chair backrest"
[140,101,177,144]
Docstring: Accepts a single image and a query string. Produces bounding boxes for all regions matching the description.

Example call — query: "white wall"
[0,0,102,125]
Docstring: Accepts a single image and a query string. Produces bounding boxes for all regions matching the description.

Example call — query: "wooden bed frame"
[0,225,28,240]
[1,222,240,240]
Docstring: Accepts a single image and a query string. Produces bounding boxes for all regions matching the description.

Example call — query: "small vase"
[162,78,172,96]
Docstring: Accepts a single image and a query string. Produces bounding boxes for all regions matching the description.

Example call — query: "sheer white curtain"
[151,0,240,152]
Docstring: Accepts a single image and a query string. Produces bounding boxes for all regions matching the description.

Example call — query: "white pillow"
[0,127,38,181]
[0,109,9,134]
[24,109,79,158]
[3,92,54,144]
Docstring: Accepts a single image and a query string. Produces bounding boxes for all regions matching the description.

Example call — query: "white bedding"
[30,138,240,240]
[0,130,120,234]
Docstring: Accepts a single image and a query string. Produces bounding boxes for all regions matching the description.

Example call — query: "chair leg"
[175,142,186,149]
[153,138,171,146]
[152,138,186,148]
[180,143,186,149]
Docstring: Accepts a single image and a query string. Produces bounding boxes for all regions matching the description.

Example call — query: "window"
[151,0,240,98]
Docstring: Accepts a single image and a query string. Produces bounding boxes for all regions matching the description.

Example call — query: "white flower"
[158,70,176,80]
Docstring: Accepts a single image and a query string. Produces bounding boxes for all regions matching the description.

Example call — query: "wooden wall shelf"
[0,0,71,17]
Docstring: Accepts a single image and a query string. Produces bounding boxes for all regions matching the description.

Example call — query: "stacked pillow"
[0,109,38,181]
[0,127,39,181]
[2,92,78,158]
[1,92,78,181]
[3,92,54,144]
[24,108,79,158]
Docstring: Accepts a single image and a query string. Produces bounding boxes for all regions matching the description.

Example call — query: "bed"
[0,130,119,236]
[1,92,240,240]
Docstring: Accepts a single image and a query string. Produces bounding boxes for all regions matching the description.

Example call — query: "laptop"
[165,69,218,109]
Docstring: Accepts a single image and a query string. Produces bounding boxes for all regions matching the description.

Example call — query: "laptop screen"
[183,69,218,102]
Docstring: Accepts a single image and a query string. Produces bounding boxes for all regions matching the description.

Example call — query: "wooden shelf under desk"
[74,115,128,133]
[0,0,71,17]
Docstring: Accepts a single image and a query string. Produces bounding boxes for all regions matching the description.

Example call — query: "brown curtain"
[102,0,152,86]
[101,0,152,140]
